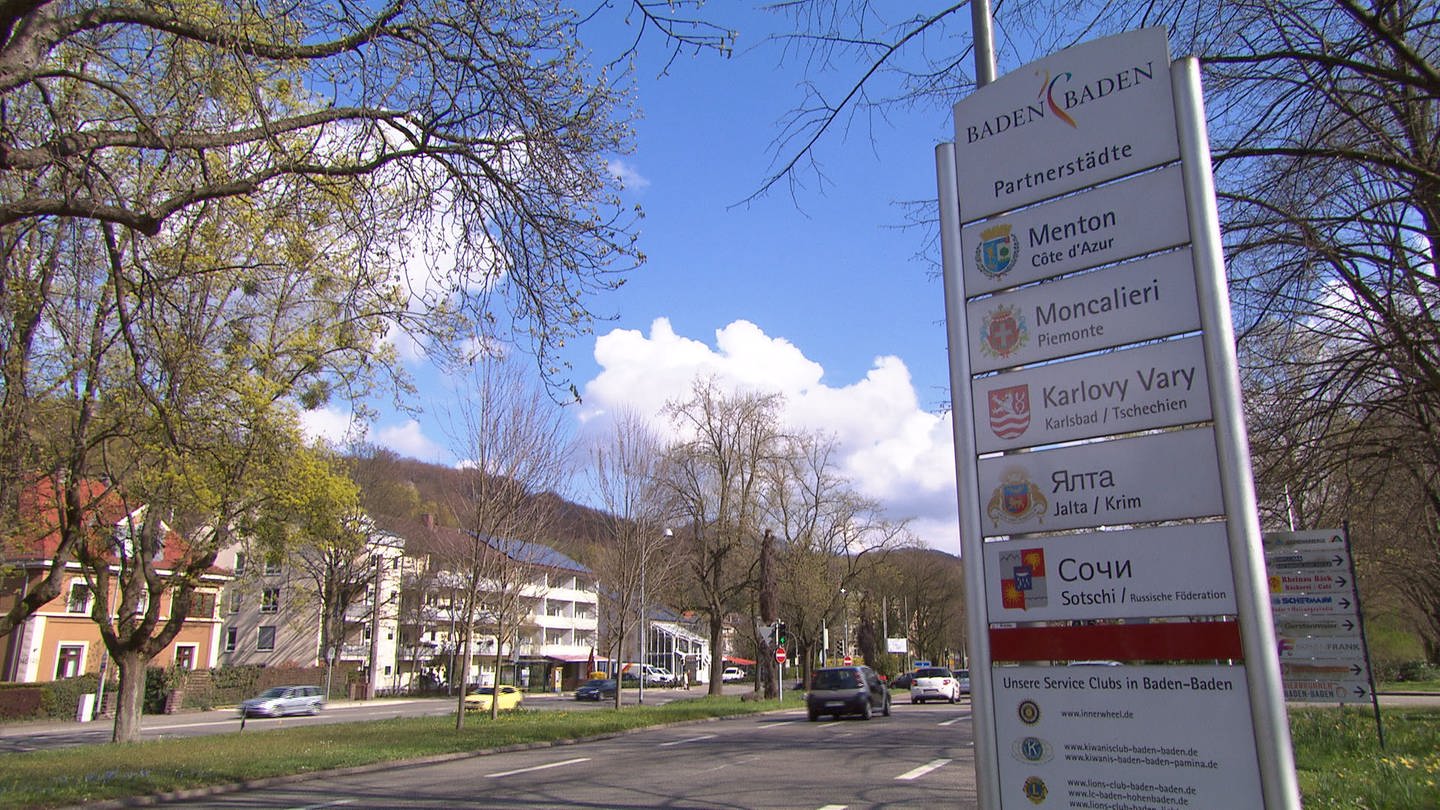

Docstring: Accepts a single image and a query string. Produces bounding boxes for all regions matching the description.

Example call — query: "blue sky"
[305,5,970,553]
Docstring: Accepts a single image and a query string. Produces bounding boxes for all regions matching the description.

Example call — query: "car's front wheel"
[883,697,892,717]
[808,709,820,722]
[861,700,873,720]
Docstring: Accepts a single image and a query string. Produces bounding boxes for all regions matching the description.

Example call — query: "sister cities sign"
[945,27,1288,810]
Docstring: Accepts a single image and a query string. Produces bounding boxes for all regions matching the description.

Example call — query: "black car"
[574,678,617,701]
[806,665,891,721]
[891,671,916,690]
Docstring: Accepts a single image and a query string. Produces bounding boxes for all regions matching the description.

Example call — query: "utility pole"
[758,529,776,699]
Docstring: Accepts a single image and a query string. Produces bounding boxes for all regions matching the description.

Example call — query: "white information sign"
[961,165,1191,295]
[973,336,1211,453]
[983,523,1236,622]
[968,248,1201,373]
[976,427,1223,536]
[952,28,1178,221]
[992,664,1262,809]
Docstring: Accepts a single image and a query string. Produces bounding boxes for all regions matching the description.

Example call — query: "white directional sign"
[952,27,1178,221]
[973,336,1211,453]
[976,427,1224,536]
[984,522,1236,622]
[968,248,1202,373]
[1265,530,1374,706]
[961,164,1191,295]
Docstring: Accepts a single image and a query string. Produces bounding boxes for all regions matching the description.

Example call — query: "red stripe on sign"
[990,622,1244,662]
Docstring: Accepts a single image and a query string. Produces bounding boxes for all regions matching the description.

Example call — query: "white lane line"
[939,715,970,726]
[758,720,798,730]
[291,801,354,810]
[485,757,591,778]
[660,734,717,747]
[896,758,953,781]
[817,805,849,810]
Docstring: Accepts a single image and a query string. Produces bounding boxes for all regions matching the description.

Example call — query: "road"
[151,700,978,809]
[0,685,719,753]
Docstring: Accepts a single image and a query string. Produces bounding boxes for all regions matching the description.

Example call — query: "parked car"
[891,671,916,690]
[806,665,891,721]
[574,678,618,701]
[464,684,524,712]
[721,666,747,682]
[645,666,676,686]
[238,685,325,718]
[956,668,971,694]
[910,666,961,704]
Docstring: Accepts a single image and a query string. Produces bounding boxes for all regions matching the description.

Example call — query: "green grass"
[1380,678,1440,693]
[0,694,796,809]
[1291,707,1440,809]
[2,698,1435,809]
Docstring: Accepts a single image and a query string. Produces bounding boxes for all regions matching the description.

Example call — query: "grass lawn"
[1,698,1436,809]
[1291,706,1440,809]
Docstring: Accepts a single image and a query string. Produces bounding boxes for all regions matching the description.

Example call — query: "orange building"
[1,477,229,683]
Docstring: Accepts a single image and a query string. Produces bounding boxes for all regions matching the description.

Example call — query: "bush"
[37,674,101,720]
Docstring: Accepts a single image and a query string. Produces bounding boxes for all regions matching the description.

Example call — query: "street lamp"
[840,588,850,661]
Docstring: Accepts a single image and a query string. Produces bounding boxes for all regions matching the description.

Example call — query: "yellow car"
[464,685,524,712]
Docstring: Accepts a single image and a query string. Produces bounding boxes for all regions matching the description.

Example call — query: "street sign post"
[938,25,1298,809]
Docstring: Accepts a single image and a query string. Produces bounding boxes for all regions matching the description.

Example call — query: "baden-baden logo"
[987,468,1048,527]
[1023,776,1049,804]
[1038,69,1078,128]
[980,304,1028,360]
[1013,736,1054,764]
[975,223,1020,278]
[1000,547,1048,610]
[987,384,1031,440]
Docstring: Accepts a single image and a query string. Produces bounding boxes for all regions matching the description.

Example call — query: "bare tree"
[659,378,786,696]
[447,356,570,725]
[586,408,672,707]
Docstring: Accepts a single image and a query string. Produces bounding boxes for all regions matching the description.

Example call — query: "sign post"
[938,26,1299,809]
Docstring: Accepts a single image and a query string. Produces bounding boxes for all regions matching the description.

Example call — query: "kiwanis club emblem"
[975,222,1020,278]
[987,468,1048,528]
[987,384,1031,440]
[979,304,1027,360]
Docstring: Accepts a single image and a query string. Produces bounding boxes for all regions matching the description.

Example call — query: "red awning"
[724,656,755,666]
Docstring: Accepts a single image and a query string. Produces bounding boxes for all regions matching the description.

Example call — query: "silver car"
[238,685,325,717]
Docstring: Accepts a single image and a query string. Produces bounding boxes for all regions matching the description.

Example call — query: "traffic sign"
[843,655,853,665]
[774,647,787,664]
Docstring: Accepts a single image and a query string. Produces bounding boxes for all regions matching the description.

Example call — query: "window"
[261,588,280,614]
[233,552,247,576]
[55,644,85,679]
[66,581,90,614]
[189,591,217,619]
[174,645,197,670]
[257,626,276,651]
[227,592,241,614]
[264,558,282,575]
[224,628,238,653]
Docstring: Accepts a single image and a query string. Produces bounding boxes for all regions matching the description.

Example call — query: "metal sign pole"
[1171,55,1301,810]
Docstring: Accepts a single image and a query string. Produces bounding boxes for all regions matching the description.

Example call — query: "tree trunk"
[110,650,148,743]
[708,611,724,696]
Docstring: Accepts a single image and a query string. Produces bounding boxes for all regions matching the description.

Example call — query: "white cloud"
[374,419,449,463]
[607,159,651,191]
[576,318,961,553]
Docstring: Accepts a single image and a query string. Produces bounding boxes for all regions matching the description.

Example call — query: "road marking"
[485,757,591,778]
[758,720,798,730]
[660,734,717,747]
[939,715,970,726]
[290,801,353,810]
[896,758,952,781]
[816,805,848,809]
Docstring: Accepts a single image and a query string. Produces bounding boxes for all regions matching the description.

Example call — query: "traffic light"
[776,621,788,646]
